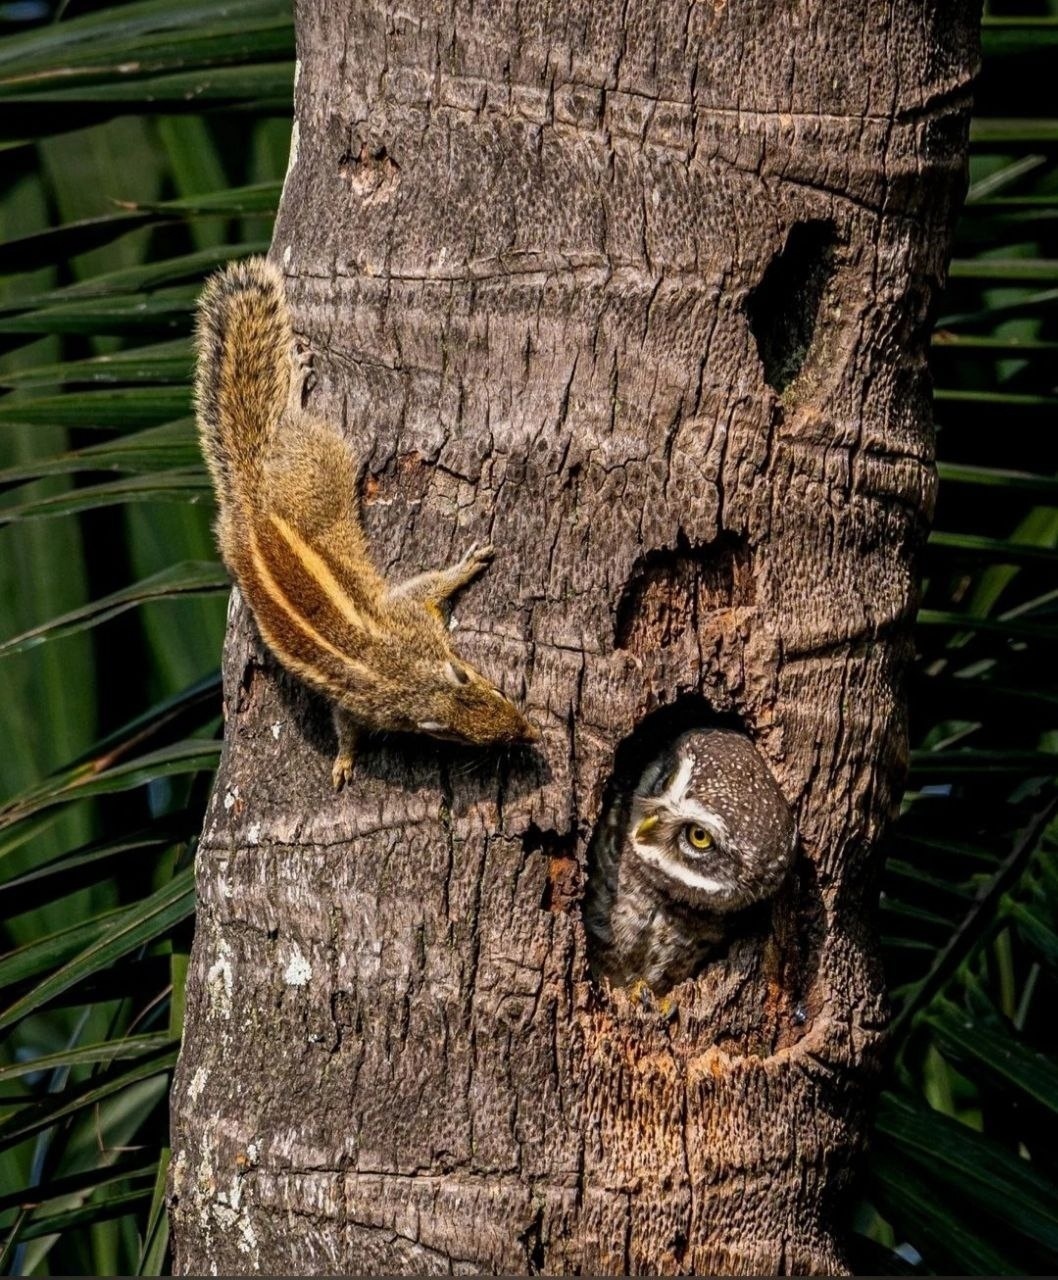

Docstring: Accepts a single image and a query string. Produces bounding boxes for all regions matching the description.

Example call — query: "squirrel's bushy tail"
[194,256,292,509]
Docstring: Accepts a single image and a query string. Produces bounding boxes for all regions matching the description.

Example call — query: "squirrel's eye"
[444,660,470,687]
[685,824,713,851]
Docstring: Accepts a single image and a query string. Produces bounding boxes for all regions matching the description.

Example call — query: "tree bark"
[170,2,979,1274]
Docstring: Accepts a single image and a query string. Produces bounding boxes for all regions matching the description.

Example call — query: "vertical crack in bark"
[746,220,837,393]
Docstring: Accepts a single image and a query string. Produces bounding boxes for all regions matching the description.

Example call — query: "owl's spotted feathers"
[585,728,796,995]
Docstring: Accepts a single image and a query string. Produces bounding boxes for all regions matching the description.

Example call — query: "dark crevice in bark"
[766,855,826,1052]
[525,822,583,913]
[614,533,754,654]
[609,694,744,783]
[517,1205,546,1274]
[747,219,837,393]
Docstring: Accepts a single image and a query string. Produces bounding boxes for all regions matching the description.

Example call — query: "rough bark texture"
[171,3,979,1273]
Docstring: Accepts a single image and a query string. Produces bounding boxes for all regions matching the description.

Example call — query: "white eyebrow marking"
[668,752,695,801]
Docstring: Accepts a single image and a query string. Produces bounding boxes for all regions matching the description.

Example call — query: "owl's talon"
[626,978,652,1009]
[620,979,677,1021]
[656,993,678,1022]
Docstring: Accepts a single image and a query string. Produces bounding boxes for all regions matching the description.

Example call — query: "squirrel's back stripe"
[242,529,374,689]
[194,257,291,510]
[267,514,384,640]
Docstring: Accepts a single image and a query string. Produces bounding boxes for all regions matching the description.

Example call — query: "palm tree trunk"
[170,1,980,1272]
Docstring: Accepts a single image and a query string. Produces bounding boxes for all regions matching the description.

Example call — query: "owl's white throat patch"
[632,839,728,897]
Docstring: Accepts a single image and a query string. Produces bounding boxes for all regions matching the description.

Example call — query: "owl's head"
[627,728,796,911]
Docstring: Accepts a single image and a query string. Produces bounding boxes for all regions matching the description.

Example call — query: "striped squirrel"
[195,257,538,788]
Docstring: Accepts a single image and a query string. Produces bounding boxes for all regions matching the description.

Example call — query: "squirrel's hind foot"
[288,335,317,412]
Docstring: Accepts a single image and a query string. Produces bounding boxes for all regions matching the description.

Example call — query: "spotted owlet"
[584,728,797,996]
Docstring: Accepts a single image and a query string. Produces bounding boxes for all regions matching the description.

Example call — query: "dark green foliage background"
[0,1,1054,1273]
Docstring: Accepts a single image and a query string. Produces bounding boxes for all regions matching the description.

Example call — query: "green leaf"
[0,0,291,74]
[916,609,1058,643]
[0,560,227,656]
[0,64,294,132]
[0,340,192,390]
[934,388,1058,411]
[0,420,199,487]
[0,908,123,991]
[937,287,1058,329]
[971,118,1058,146]
[966,155,1049,202]
[928,531,1058,568]
[136,1149,170,1275]
[932,332,1058,356]
[948,258,1058,282]
[876,1092,1058,1262]
[0,468,210,522]
[1009,900,1058,970]
[0,1046,178,1151]
[0,184,278,276]
[936,462,1058,498]
[135,179,281,217]
[0,1157,159,1217]
[15,1188,153,1243]
[0,561,227,657]
[0,871,194,1033]
[909,749,1057,775]
[0,1032,175,1085]
[0,739,220,839]
[0,389,192,430]
[871,1148,1026,1275]
[981,17,1058,57]
[0,829,179,914]
[0,287,197,337]
[0,241,268,312]
[926,999,1058,1119]
[0,210,153,274]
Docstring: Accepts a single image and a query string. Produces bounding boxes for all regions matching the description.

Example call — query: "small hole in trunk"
[746,220,836,392]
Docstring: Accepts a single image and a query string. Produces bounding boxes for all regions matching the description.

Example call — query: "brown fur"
[195,258,537,784]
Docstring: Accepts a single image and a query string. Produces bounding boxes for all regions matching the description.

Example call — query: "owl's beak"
[635,813,659,842]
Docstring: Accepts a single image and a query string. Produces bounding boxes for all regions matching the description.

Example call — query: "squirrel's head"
[417,657,539,748]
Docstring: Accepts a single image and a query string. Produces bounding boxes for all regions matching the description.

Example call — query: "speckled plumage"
[585,728,797,994]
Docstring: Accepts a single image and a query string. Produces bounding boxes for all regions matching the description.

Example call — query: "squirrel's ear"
[444,660,470,687]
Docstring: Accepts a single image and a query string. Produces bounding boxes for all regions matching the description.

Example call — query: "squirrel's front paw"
[459,541,495,575]
[331,750,354,791]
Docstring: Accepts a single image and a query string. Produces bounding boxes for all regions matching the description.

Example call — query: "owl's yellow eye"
[685,824,713,851]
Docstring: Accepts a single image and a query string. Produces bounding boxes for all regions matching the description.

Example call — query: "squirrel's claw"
[290,335,318,402]
[331,708,357,791]
[331,750,354,791]
[459,541,495,576]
